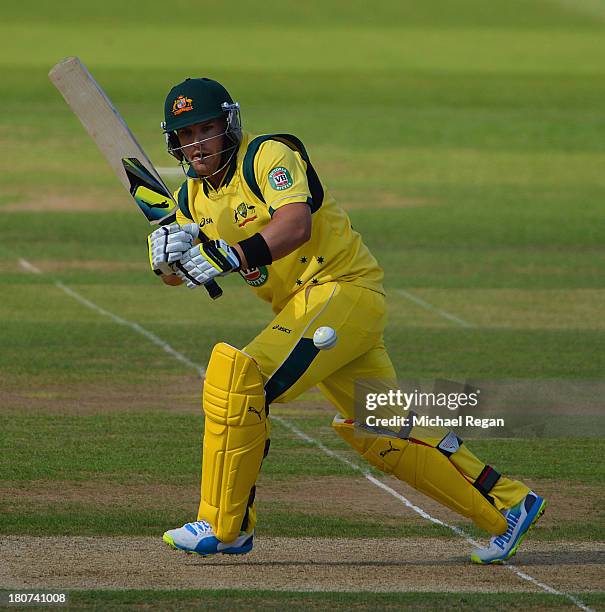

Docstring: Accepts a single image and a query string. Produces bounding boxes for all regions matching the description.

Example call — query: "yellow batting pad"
[199,343,268,542]
[332,418,507,535]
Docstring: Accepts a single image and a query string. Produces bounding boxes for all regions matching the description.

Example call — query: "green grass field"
[1,1,604,609]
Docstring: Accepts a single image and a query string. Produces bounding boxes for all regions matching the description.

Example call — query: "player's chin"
[190,160,211,176]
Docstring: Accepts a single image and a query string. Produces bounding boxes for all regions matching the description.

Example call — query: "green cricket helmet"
[161,77,242,164]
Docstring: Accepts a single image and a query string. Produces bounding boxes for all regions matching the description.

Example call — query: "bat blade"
[122,157,177,225]
[49,57,166,199]
[49,56,222,299]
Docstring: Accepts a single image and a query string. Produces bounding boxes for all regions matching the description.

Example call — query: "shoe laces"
[186,520,213,535]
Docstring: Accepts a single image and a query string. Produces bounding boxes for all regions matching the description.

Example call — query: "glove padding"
[148,222,199,276]
[175,240,241,289]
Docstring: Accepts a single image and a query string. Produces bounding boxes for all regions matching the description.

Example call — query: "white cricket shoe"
[471,491,546,564]
[163,520,254,556]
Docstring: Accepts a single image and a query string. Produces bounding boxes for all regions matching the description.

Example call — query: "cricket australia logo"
[379,441,400,458]
[268,166,293,191]
[172,95,193,116]
[234,202,257,227]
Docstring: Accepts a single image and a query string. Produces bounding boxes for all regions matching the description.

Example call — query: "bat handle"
[205,279,223,300]
[197,228,223,300]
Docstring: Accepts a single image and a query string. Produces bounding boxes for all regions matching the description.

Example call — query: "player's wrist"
[232,244,247,269]
[237,233,273,269]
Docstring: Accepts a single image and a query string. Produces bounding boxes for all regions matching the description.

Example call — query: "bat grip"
[205,279,223,300]
[197,229,223,300]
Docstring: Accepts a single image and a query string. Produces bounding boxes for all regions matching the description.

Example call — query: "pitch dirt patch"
[2,185,432,213]
[522,479,602,527]
[1,384,338,417]
[258,475,601,531]
[0,378,334,417]
[375,477,602,532]
[21,260,147,273]
[2,476,599,541]
[0,536,602,594]
[0,375,202,415]
[260,476,423,520]
[0,481,197,515]
[2,192,125,213]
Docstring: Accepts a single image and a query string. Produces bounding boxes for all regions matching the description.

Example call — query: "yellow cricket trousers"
[206,281,528,532]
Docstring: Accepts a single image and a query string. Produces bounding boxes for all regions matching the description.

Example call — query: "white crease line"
[272,415,481,546]
[18,259,204,376]
[18,258,42,275]
[396,289,473,328]
[18,257,592,611]
[57,283,205,376]
[157,166,184,176]
[276,417,593,612]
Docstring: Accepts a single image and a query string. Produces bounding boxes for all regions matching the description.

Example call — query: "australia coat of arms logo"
[172,95,193,116]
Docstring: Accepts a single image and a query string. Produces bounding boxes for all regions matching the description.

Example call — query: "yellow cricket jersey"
[174,131,384,313]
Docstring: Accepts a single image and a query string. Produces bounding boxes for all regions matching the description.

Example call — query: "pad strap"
[473,465,501,500]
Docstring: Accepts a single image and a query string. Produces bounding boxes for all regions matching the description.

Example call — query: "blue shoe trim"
[516,494,544,540]
[194,535,221,554]
[497,494,545,561]
[193,533,254,556]
[470,494,546,564]
[223,538,254,555]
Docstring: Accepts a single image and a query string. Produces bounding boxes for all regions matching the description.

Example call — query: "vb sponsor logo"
[240,266,269,287]
[268,166,293,191]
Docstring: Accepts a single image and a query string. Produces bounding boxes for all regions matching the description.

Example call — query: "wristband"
[237,233,273,268]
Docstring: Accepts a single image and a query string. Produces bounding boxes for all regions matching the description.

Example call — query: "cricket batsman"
[149,77,546,564]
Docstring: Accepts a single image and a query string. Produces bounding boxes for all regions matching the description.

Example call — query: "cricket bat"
[48,56,222,299]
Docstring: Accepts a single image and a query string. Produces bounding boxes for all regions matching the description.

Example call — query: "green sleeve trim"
[177,180,193,220]
[242,135,270,203]
[242,133,324,214]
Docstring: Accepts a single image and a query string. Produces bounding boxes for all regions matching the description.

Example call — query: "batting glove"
[148,222,199,276]
[175,240,241,289]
